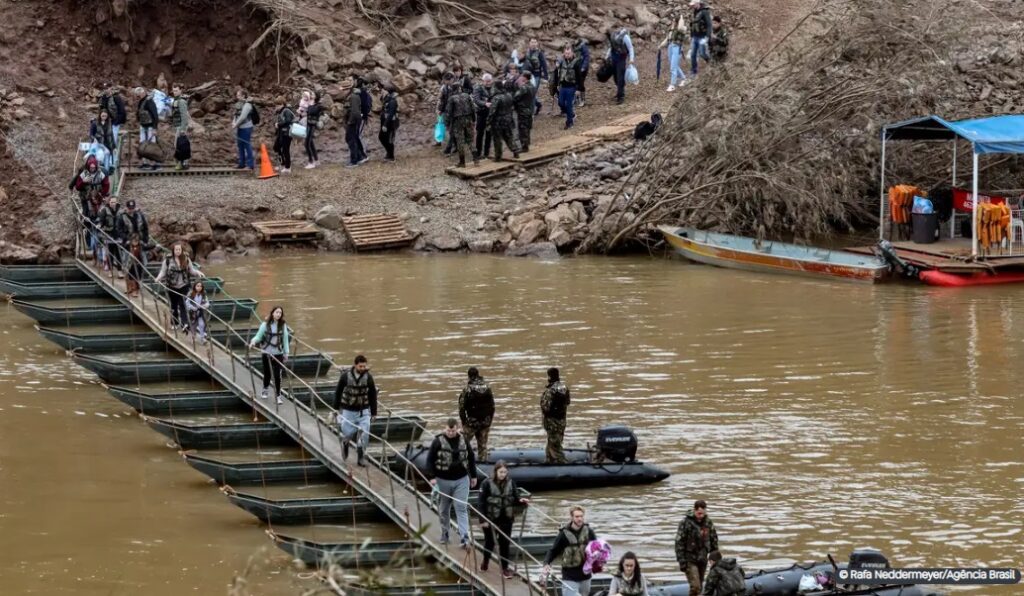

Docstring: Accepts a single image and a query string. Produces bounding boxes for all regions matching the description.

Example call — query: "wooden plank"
[580,125,635,140]
[73,261,540,596]
[608,113,652,127]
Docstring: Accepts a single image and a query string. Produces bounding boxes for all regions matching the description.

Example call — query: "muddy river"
[1,254,1021,594]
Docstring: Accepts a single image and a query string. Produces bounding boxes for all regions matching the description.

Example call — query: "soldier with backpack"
[701,551,745,596]
[540,367,571,463]
[231,88,257,170]
[135,87,160,170]
[604,27,635,105]
[170,84,191,170]
[458,367,495,461]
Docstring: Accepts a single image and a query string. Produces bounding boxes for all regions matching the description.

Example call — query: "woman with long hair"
[478,460,528,578]
[609,551,648,596]
[248,306,290,404]
[185,280,210,342]
[303,90,323,168]
[154,242,203,331]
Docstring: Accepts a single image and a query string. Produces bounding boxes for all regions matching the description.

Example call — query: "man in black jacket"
[98,85,127,146]
[115,199,151,266]
[134,87,160,170]
[332,354,379,466]
[543,506,598,596]
[427,417,478,548]
[378,83,399,161]
[471,74,494,159]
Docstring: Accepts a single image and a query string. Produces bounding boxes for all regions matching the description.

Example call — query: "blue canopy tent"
[880,114,1024,256]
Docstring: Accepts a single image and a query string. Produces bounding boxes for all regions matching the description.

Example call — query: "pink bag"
[583,538,611,574]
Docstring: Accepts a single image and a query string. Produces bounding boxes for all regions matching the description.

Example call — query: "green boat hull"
[38,326,258,353]
[0,277,223,299]
[146,416,425,450]
[108,384,337,415]
[73,352,331,383]
[12,298,257,325]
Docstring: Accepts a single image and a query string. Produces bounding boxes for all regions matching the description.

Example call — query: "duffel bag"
[138,139,166,162]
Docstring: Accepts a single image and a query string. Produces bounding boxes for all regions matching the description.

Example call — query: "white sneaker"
[667,85,676,92]
[304,163,315,169]
[260,388,268,399]
[276,393,284,405]
[679,78,690,86]
[281,167,290,174]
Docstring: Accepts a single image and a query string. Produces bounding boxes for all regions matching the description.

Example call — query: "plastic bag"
[434,115,446,144]
[626,64,639,85]
[912,195,934,214]
[798,574,819,593]
[152,89,172,120]
[85,141,112,172]
[290,122,307,138]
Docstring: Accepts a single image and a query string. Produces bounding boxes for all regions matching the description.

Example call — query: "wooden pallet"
[509,134,599,165]
[342,214,414,251]
[580,124,635,140]
[251,220,322,243]
[446,159,518,180]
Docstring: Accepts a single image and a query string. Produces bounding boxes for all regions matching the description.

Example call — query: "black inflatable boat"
[395,425,670,492]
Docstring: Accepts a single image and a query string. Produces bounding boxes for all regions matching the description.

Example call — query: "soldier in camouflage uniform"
[540,367,570,464]
[444,84,477,167]
[487,81,519,162]
[513,73,535,153]
[675,500,720,596]
[709,16,730,62]
[458,367,495,461]
[701,550,745,596]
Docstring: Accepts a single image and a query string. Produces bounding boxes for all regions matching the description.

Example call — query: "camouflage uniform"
[458,376,495,461]
[488,83,519,161]
[513,79,535,152]
[539,380,570,463]
[701,557,745,596]
[710,27,730,61]
[675,510,719,596]
[445,88,476,166]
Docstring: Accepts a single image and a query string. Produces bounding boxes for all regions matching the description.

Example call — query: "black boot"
[458,158,466,167]
[342,440,350,460]
[356,446,366,467]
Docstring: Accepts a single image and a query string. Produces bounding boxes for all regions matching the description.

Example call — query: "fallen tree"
[580,0,1024,253]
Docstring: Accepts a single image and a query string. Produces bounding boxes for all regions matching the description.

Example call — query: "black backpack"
[247,101,261,126]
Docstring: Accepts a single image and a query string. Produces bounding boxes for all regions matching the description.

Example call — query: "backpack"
[138,102,154,127]
[247,102,261,125]
[611,29,628,54]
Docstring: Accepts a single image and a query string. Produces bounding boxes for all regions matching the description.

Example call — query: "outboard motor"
[596,425,638,463]
[848,548,890,570]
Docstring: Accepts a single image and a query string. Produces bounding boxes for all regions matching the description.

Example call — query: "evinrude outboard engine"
[596,425,638,463]
[849,548,890,570]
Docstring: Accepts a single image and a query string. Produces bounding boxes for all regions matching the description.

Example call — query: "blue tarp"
[883,114,1024,155]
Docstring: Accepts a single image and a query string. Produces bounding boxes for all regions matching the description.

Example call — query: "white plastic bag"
[798,574,819,593]
[626,64,639,85]
[85,141,112,172]
[152,89,172,120]
[290,122,307,138]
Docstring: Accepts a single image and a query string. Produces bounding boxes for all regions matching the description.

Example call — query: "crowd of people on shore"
[77,1,728,176]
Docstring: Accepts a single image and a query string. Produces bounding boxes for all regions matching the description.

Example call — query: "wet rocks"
[506,241,559,259]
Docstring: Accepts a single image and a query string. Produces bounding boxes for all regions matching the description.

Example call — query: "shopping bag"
[290,122,308,138]
[434,115,446,144]
[626,64,639,85]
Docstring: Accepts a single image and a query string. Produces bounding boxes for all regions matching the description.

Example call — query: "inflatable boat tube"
[396,445,669,492]
[920,270,1024,287]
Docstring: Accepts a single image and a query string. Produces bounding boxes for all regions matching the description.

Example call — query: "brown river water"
[1,254,1022,594]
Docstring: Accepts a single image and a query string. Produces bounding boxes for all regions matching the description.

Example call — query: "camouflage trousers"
[685,561,707,596]
[491,120,518,160]
[462,422,491,462]
[450,117,474,163]
[542,417,567,464]
[516,112,533,151]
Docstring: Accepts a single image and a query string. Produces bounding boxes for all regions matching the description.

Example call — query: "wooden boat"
[72,351,332,383]
[271,531,555,568]
[107,383,337,415]
[397,445,670,492]
[0,277,223,299]
[659,226,889,283]
[37,325,256,352]
[146,415,425,450]
[11,297,257,325]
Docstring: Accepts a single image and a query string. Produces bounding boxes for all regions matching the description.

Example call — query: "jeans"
[236,127,254,168]
[167,284,189,328]
[668,43,687,86]
[435,476,470,542]
[611,52,627,100]
[561,579,592,596]
[558,85,576,127]
[338,408,371,450]
[690,36,710,75]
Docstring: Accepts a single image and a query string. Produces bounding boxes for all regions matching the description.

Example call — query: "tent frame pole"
[879,133,887,240]
[951,142,958,239]
[972,148,979,257]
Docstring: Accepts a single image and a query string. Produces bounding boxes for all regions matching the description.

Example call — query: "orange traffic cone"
[257,143,278,180]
